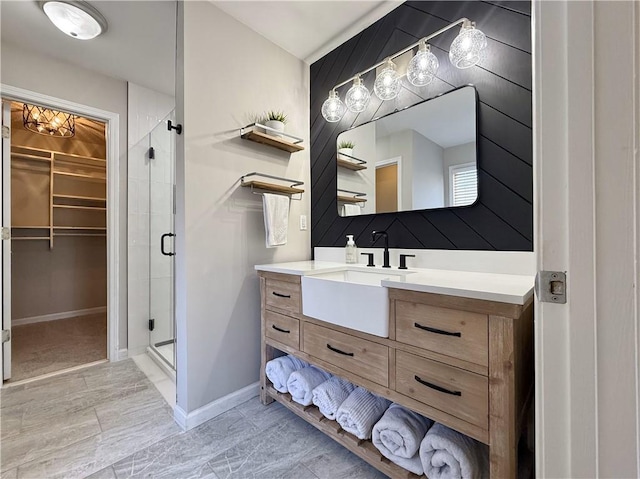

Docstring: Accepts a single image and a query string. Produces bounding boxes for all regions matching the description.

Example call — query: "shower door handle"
[161,233,175,256]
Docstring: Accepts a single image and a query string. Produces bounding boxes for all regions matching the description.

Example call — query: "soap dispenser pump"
[345,235,358,264]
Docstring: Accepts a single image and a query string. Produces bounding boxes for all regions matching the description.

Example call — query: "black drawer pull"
[326,344,354,357]
[414,375,462,396]
[271,325,290,334]
[272,292,291,298]
[414,322,461,337]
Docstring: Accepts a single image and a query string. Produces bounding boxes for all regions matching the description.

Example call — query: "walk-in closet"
[9,101,107,382]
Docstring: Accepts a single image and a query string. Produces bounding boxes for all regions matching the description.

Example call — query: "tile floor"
[0,359,386,478]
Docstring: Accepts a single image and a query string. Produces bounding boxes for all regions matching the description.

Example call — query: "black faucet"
[371,230,391,268]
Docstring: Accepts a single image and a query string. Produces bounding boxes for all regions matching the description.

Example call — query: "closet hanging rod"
[12,236,50,241]
[53,194,106,202]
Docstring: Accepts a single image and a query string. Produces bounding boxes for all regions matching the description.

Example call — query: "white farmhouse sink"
[301,268,414,337]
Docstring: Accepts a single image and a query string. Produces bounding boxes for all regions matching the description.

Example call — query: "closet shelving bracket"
[240,123,305,153]
[240,172,304,199]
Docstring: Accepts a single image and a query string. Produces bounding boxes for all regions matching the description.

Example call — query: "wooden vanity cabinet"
[259,270,534,479]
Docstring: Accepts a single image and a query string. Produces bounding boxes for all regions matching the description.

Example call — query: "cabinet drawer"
[265,279,301,314]
[395,302,488,367]
[265,310,300,350]
[303,323,388,387]
[396,351,488,429]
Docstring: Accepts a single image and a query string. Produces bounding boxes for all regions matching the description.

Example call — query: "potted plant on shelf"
[338,140,355,160]
[264,111,287,138]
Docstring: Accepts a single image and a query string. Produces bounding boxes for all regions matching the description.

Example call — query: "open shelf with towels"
[240,123,305,153]
[240,172,304,198]
[337,188,367,204]
[337,152,367,171]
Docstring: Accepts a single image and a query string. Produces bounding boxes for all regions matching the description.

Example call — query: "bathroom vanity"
[256,261,534,479]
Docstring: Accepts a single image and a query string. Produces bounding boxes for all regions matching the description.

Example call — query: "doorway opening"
[6,99,108,383]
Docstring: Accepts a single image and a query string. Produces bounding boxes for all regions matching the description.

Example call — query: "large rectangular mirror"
[337,85,478,216]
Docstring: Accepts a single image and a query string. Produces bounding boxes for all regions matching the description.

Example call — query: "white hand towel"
[311,376,356,420]
[372,403,434,476]
[342,204,360,216]
[419,422,489,479]
[286,366,332,406]
[265,355,309,393]
[335,387,391,440]
[263,193,290,248]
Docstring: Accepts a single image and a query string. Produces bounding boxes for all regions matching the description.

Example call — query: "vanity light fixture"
[373,58,401,101]
[345,76,370,113]
[321,17,487,122]
[321,89,347,123]
[39,0,108,40]
[407,40,439,87]
[23,103,76,137]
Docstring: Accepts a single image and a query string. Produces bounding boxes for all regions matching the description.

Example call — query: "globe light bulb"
[407,40,439,87]
[373,59,400,101]
[449,20,487,69]
[345,76,370,113]
[321,90,346,123]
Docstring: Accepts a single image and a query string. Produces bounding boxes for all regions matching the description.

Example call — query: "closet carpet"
[10,313,107,382]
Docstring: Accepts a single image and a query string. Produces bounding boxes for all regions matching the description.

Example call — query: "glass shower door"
[148,112,175,369]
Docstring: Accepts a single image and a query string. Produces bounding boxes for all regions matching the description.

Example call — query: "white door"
[1,99,11,381]
[535,1,640,476]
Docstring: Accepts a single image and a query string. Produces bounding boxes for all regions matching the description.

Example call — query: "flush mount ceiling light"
[321,90,347,123]
[345,76,370,113]
[23,103,76,137]
[321,17,487,122]
[407,40,439,87]
[449,20,487,69]
[39,1,107,40]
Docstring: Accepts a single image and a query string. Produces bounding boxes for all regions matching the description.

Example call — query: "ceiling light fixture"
[321,17,487,122]
[39,1,108,40]
[23,103,76,137]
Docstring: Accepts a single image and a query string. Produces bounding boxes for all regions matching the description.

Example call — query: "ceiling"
[0,1,177,95]
[1,1,400,96]
[212,0,402,63]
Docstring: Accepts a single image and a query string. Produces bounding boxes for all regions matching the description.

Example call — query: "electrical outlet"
[299,214,307,231]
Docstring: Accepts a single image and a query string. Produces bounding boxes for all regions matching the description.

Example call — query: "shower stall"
[128,111,176,371]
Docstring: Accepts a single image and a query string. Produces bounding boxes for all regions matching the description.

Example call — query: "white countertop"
[256,261,534,305]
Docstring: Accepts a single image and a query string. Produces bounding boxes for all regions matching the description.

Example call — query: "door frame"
[0,84,121,367]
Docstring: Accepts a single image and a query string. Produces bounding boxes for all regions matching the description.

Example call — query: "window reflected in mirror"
[336,85,478,216]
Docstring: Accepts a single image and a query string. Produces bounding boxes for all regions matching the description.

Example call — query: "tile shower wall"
[127,83,175,356]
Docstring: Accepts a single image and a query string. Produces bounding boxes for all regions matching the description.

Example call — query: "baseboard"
[173,382,259,431]
[13,306,107,326]
[116,349,128,361]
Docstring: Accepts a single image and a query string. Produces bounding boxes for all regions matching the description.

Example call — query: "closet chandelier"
[321,18,487,123]
[23,104,76,138]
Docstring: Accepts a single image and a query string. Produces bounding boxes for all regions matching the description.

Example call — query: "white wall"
[412,131,444,209]
[127,84,175,356]
[443,142,475,206]
[176,1,311,415]
[377,130,413,210]
[337,122,376,215]
[1,42,129,349]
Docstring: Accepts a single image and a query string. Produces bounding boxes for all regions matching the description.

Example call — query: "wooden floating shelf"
[337,158,367,171]
[241,130,305,153]
[241,180,304,196]
[265,386,422,479]
[338,195,367,204]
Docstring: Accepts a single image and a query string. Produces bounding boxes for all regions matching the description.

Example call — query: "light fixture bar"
[330,17,471,92]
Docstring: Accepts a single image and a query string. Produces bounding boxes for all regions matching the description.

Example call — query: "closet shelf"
[337,153,367,171]
[53,194,106,202]
[240,172,304,197]
[240,123,305,153]
[12,237,50,241]
[12,226,50,229]
[53,226,107,231]
[53,170,106,181]
[265,386,421,479]
[53,205,107,211]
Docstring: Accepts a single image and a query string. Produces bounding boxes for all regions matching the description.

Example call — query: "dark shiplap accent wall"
[310,1,532,251]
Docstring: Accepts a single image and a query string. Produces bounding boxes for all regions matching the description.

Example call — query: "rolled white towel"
[419,422,489,479]
[265,355,309,393]
[372,403,434,475]
[287,366,332,406]
[311,376,356,420]
[335,387,391,440]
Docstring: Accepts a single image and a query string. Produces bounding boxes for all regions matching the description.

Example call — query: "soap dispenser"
[345,235,358,264]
